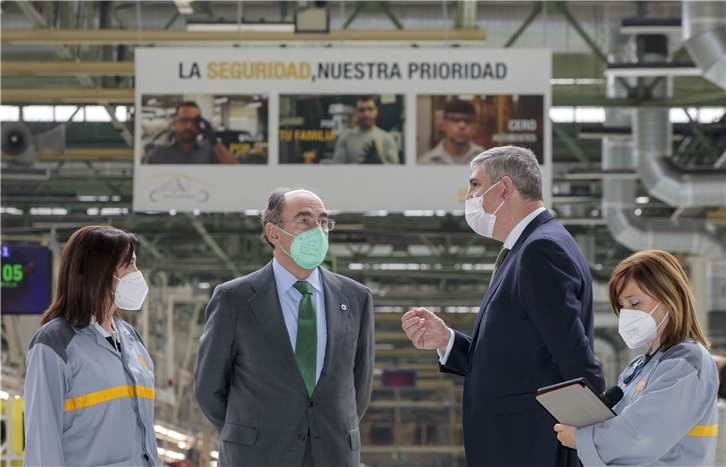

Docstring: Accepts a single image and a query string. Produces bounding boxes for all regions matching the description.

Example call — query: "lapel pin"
[341,304,347,310]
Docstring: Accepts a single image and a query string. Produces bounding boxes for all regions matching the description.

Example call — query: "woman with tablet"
[554,250,719,466]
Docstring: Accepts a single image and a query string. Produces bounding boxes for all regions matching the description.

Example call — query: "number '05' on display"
[2,264,23,282]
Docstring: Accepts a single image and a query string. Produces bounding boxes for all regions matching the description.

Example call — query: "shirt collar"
[503,207,547,250]
[272,258,323,296]
[438,139,477,159]
[90,316,116,339]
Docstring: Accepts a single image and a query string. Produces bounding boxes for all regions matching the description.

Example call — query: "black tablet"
[536,378,616,428]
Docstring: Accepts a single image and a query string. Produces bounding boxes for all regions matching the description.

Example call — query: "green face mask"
[279,226,329,269]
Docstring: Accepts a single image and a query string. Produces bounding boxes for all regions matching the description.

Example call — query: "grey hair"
[470,146,543,202]
[260,187,292,247]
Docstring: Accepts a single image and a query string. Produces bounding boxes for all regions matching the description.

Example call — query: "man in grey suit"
[194,188,375,467]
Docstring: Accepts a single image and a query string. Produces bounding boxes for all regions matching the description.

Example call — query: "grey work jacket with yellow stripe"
[23,316,160,467]
[575,339,719,466]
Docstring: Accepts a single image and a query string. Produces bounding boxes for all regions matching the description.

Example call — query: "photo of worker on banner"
[139,94,268,165]
[279,94,404,164]
[417,94,544,164]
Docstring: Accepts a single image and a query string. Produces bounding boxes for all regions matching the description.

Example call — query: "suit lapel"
[248,262,309,395]
[468,255,510,357]
[468,210,555,358]
[313,268,350,395]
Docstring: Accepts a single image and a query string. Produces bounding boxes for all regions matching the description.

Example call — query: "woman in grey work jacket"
[23,225,160,467]
[554,250,719,466]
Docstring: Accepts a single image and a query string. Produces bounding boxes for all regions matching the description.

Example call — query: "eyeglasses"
[281,219,336,231]
[444,115,477,125]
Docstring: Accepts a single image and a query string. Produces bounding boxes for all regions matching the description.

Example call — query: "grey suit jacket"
[194,262,375,467]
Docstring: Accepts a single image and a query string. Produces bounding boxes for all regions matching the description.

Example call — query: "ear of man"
[265,223,281,248]
[500,176,516,200]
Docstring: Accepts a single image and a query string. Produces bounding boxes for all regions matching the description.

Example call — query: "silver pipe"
[683,1,726,91]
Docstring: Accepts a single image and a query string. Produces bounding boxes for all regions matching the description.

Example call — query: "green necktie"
[293,281,317,397]
[491,247,510,281]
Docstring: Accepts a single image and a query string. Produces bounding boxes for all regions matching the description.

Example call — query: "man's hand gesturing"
[401,308,451,352]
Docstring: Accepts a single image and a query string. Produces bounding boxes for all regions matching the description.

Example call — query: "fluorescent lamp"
[550,78,606,85]
[604,65,701,78]
[620,25,682,35]
[186,23,295,33]
[619,17,681,36]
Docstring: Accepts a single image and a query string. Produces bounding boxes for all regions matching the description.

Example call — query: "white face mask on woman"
[618,301,669,349]
[113,270,149,310]
[465,181,505,238]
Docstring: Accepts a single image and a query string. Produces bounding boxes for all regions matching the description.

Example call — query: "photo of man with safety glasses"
[143,101,238,165]
[416,94,544,165]
[418,99,484,165]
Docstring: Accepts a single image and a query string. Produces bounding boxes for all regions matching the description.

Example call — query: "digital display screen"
[1,245,52,314]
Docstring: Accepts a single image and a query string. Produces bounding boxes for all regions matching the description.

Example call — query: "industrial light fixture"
[186,22,295,33]
[604,63,701,78]
[619,18,682,35]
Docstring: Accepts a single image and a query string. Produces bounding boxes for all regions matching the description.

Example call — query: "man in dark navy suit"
[402,146,604,466]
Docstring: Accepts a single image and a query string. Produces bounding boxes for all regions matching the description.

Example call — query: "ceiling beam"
[552,122,594,169]
[1,61,135,76]
[0,89,134,103]
[504,2,543,48]
[1,148,133,161]
[13,0,134,146]
[0,28,487,45]
[185,213,242,277]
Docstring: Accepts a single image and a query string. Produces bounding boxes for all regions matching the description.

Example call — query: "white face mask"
[618,301,669,349]
[465,181,505,238]
[113,270,149,310]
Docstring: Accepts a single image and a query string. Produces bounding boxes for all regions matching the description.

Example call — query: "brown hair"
[607,250,709,350]
[41,225,137,328]
[355,95,378,107]
[444,99,476,116]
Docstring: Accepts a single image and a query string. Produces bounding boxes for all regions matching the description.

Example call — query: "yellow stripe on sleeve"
[135,385,155,399]
[64,385,154,412]
[686,424,718,437]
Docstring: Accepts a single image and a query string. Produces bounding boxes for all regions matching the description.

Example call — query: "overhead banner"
[134,48,551,212]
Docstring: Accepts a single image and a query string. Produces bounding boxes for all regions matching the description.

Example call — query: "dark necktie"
[491,247,510,281]
[293,281,317,397]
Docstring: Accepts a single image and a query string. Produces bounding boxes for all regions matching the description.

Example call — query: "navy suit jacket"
[441,210,605,467]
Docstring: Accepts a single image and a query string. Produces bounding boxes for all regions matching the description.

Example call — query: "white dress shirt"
[272,258,328,384]
[438,207,547,364]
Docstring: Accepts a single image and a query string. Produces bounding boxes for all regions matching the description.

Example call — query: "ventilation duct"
[683,1,726,90]
[636,110,726,208]
[636,33,726,208]
[602,75,725,260]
